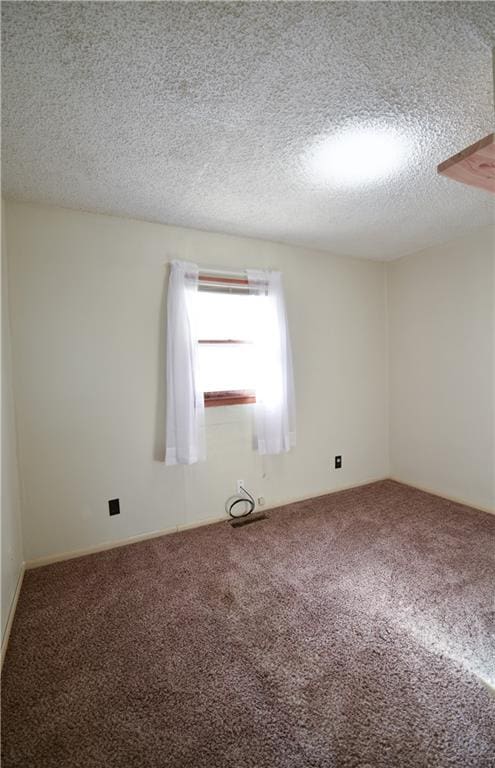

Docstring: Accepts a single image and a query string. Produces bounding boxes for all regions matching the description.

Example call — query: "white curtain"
[165,261,205,465]
[247,269,296,454]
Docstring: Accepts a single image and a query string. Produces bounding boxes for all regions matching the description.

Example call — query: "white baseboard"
[260,476,389,513]
[25,526,178,569]
[389,477,495,516]
[25,475,388,569]
[27,476,492,570]
[177,514,226,532]
[1,563,25,669]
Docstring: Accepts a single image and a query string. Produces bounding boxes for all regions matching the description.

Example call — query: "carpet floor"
[2,480,495,767]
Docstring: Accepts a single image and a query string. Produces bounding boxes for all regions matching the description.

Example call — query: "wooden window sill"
[204,391,256,408]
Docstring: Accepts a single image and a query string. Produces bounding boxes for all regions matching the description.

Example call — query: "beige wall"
[5,201,389,562]
[388,227,495,512]
[1,201,24,643]
[4,201,493,568]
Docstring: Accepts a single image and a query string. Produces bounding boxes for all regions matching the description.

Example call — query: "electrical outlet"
[108,498,120,516]
[257,496,265,506]
[237,479,245,494]
[334,456,342,469]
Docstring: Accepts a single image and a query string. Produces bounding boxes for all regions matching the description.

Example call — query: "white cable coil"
[225,486,256,519]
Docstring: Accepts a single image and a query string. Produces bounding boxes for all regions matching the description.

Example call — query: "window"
[196,277,259,407]
[165,261,295,464]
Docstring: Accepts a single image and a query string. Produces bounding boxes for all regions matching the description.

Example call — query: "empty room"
[1,2,494,766]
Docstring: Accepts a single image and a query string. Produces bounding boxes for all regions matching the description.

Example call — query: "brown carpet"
[2,480,495,767]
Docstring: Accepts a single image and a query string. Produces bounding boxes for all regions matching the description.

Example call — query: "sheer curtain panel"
[247,269,296,454]
[165,261,205,465]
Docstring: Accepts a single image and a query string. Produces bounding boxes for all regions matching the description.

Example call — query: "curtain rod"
[166,261,272,279]
[166,262,270,287]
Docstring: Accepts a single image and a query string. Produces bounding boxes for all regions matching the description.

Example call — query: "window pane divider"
[199,274,249,286]
[204,390,256,408]
[198,339,252,344]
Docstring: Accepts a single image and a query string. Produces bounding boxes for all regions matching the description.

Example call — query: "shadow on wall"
[153,267,169,463]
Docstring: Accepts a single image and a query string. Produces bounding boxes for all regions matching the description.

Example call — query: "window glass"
[195,290,257,341]
[195,288,260,403]
[198,343,256,392]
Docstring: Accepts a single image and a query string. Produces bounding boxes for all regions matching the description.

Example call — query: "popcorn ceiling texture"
[1,1,494,260]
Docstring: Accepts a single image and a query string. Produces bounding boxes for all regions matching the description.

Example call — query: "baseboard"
[388,477,495,516]
[25,526,178,569]
[177,477,388,530]
[1,563,25,669]
[177,515,226,532]
[260,476,389,513]
[25,475,388,569]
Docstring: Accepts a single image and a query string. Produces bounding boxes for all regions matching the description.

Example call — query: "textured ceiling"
[2,1,495,260]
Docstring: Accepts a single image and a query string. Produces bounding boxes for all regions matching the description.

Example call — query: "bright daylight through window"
[196,287,261,407]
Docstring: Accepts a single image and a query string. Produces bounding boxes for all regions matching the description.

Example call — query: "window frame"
[204,390,256,408]
[197,275,257,408]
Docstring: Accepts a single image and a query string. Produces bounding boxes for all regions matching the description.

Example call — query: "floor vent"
[230,512,268,528]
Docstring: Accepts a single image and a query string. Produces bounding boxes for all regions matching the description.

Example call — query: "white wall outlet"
[257,496,265,506]
[237,479,245,494]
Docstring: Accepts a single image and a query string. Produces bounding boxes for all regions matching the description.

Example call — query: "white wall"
[1,201,24,644]
[388,226,495,512]
[5,201,389,562]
